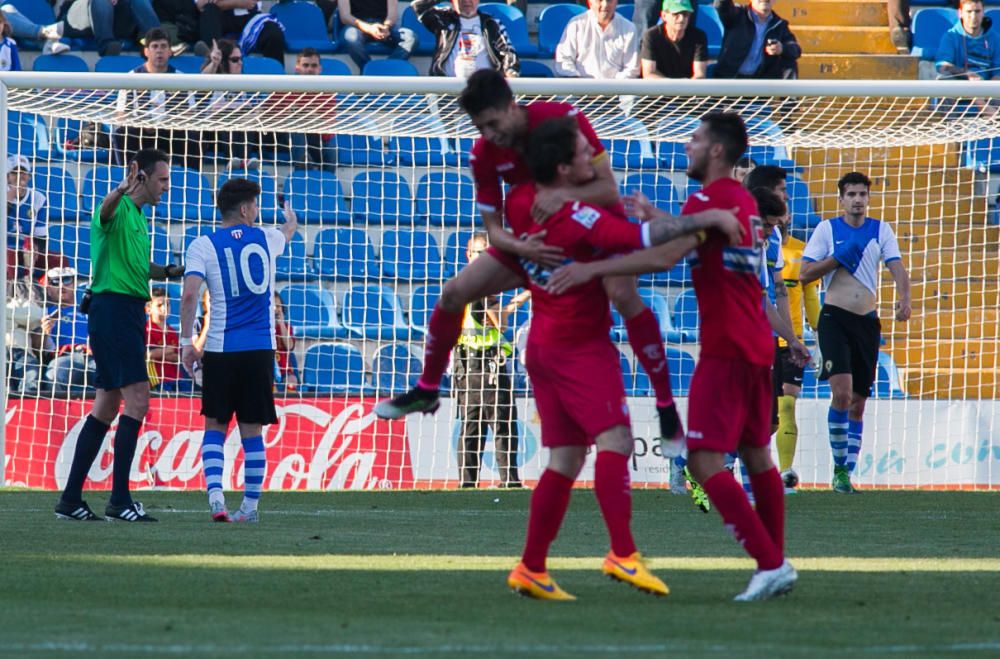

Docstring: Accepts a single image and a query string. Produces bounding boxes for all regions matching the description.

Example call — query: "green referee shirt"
[90,195,151,300]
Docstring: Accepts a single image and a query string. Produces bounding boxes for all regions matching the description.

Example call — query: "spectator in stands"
[152,0,210,55]
[936,0,1000,80]
[713,0,801,79]
[202,38,265,169]
[0,9,21,70]
[289,48,337,171]
[273,292,298,392]
[60,0,162,56]
[555,0,640,79]
[338,0,416,71]
[0,5,68,55]
[39,266,95,394]
[640,0,708,79]
[146,285,190,392]
[6,156,64,283]
[197,0,286,63]
[888,0,910,52]
[6,279,47,394]
[412,0,519,78]
[733,155,757,183]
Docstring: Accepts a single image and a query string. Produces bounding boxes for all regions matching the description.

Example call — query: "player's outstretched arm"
[546,236,700,295]
[647,208,744,246]
[887,260,912,321]
[765,299,811,366]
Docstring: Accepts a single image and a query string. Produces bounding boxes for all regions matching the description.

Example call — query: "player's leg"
[492,370,521,487]
[200,351,234,521]
[602,275,682,448]
[457,384,485,488]
[845,313,880,483]
[738,367,786,554]
[374,253,525,420]
[55,387,121,520]
[107,379,151,511]
[776,347,804,491]
[230,350,279,523]
[233,421,265,522]
[817,306,854,493]
[847,393,869,481]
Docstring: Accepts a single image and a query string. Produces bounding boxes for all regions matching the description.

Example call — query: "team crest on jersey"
[497,162,515,172]
[571,204,600,229]
[694,192,710,202]
[231,229,243,240]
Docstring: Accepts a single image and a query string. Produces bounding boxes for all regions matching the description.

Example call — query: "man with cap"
[6,155,64,283]
[39,266,97,394]
[640,0,708,79]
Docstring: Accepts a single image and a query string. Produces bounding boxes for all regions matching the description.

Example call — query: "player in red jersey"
[500,116,741,601]
[547,112,798,602]
[374,69,687,449]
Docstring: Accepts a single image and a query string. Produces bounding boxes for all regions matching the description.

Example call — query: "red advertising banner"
[3,398,414,491]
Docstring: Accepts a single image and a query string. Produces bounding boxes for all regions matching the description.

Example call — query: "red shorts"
[525,339,630,447]
[686,356,772,453]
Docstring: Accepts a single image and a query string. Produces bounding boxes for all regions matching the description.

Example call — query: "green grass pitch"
[0,490,998,658]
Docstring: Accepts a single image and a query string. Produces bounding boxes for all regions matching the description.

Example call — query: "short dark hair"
[735,156,757,169]
[525,116,578,185]
[837,171,872,196]
[459,69,514,117]
[297,48,319,61]
[143,27,171,48]
[151,286,167,299]
[743,164,787,192]
[132,149,169,177]
[751,187,787,219]
[700,111,748,166]
[217,178,262,216]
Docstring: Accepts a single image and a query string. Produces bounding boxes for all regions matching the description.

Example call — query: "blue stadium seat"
[7,111,53,159]
[416,172,477,227]
[362,59,420,76]
[151,167,214,222]
[380,229,445,281]
[301,342,375,395]
[32,54,88,72]
[341,284,415,340]
[7,0,55,24]
[31,166,80,222]
[620,172,680,217]
[498,289,531,341]
[372,343,422,395]
[47,224,91,276]
[321,58,352,75]
[279,284,347,339]
[618,350,648,397]
[94,55,144,73]
[159,281,184,330]
[409,283,442,332]
[443,229,477,278]
[312,227,382,281]
[479,3,539,57]
[672,289,699,336]
[597,116,658,169]
[270,1,337,52]
[912,7,954,60]
[519,60,554,77]
[81,165,127,212]
[275,231,315,282]
[537,4,586,57]
[284,169,351,224]
[452,136,476,166]
[169,55,205,73]
[787,176,823,231]
[616,3,634,21]
[351,170,414,225]
[181,224,214,257]
[963,137,1000,172]
[657,116,701,170]
[217,169,280,222]
[873,352,908,399]
[696,5,724,58]
[401,6,437,55]
[800,365,832,399]
[333,116,396,166]
[54,117,114,163]
[611,288,693,343]
[243,55,286,74]
[395,115,456,166]
[666,347,696,396]
[646,258,692,288]
[149,224,174,266]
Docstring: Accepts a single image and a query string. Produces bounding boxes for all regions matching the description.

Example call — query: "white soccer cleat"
[733,560,797,602]
[669,460,687,495]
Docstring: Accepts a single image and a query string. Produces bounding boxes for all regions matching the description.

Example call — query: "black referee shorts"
[817,304,881,398]
[88,292,149,390]
[200,350,278,426]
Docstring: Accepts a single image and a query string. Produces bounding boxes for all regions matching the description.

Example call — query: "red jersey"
[505,183,646,346]
[147,320,180,382]
[682,178,773,366]
[470,102,624,216]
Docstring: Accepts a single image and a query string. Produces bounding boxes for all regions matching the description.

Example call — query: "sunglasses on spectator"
[50,277,77,286]
[228,55,243,63]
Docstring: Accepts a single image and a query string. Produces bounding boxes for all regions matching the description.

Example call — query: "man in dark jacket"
[713,0,800,79]
[412,0,519,77]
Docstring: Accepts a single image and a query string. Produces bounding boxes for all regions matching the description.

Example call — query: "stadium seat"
[616,3,634,21]
[657,116,702,170]
[409,283,442,332]
[7,111,53,159]
[451,136,476,166]
[787,176,823,231]
[610,288,692,343]
[54,117,114,163]
[372,343,422,395]
[351,170,415,225]
[400,6,437,55]
[800,365,832,399]
[7,0,56,25]
[443,230,477,278]
[620,172,680,217]
[672,289,699,336]
[31,166,80,222]
[275,231,316,282]
[243,55,286,74]
[32,54,88,72]
[284,169,351,224]
[312,227,382,281]
[912,7,954,60]
[217,169,280,222]
[519,60,555,77]
[47,224,91,276]
[94,55,144,73]
[301,342,375,395]
[181,224,214,257]
[416,172,477,227]
[479,3,539,57]
[666,347,696,396]
[169,55,205,73]
[696,5,724,58]
[874,352,908,399]
[362,59,420,76]
[149,224,174,266]
[598,116,658,170]
[340,284,415,340]
[333,116,396,166]
[81,165,127,212]
[645,258,692,288]
[618,350,649,397]
[395,114,456,167]
[962,137,1000,172]
[270,1,337,52]
[279,284,347,339]
[380,229,445,281]
[320,58,352,75]
[151,167,214,222]
[538,4,586,57]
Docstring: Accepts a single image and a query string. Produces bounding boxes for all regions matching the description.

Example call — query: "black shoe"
[502,480,523,489]
[373,386,441,420]
[54,499,102,521]
[105,501,158,522]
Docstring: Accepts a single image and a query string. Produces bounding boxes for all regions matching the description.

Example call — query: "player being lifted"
[503,116,742,600]
[376,69,703,447]
[799,172,911,493]
[548,112,798,601]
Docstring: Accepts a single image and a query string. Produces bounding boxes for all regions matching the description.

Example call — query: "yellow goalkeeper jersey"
[779,236,821,347]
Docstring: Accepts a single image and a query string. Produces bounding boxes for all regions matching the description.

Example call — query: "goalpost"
[1,73,998,492]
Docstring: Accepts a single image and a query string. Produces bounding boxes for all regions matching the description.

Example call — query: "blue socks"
[828,407,849,468]
[241,435,266,512]
[201,430,226,504]
[847,419,863,475]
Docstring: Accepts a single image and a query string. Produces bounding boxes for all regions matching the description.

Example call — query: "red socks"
[625,308,673,406]
[749,467,786,553]
[703,470,783,571]
[521,469,574,572]
[594,451,637,558]
[416,306,464,389]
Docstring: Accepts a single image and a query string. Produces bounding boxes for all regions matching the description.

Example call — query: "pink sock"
[625,308,673,406]
[521,469,574,572]
[416,306,464,389]
[749,467,786,553]
[594,451,637,557]
[702,470,783,570]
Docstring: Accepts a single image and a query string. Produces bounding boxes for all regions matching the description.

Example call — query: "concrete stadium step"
[813,193,983,220]
[896,225,1000,250]
[783,0,888,27]
[793,143,960,170]
[801,166,977,194]
[883,309,1000,340]
[885,339,999,369]
[795,26,898,54]
[879,279,1000,309]
[895,250,1000,281]
[900,368,999,399]
[799,54,918,79]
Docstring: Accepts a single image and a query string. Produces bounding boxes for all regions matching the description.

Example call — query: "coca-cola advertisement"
[3,398,413,491]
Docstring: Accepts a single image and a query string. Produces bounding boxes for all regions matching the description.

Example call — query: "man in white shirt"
[554,0,640,79]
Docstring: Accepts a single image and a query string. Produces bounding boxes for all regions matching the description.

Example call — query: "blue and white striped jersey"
[802,216,901,295]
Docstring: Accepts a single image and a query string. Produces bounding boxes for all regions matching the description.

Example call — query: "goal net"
[2,75,997,492]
